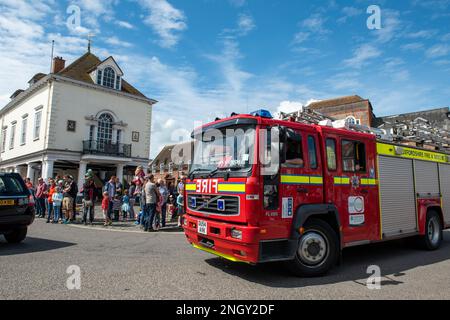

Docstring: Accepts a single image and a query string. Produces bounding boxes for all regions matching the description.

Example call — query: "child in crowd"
[52,187,63,224]
[112,195,121,222]
[168,195,176,221]
[176,193,184,227]
[121,190,132,221]
[102,191,110,226]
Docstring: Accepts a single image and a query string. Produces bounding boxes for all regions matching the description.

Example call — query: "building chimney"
[52,56,66,74]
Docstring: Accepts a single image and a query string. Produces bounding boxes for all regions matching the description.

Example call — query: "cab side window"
[283,130,304,168]
[342,140,366,172]
[326,138,337,171]
[308,136,318,169]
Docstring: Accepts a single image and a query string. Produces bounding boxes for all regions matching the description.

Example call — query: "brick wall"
[313,101,373,126]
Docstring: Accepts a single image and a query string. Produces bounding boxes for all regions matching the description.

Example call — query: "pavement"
[1,219,450,300]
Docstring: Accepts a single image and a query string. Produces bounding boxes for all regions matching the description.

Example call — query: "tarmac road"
[1,219,450,300]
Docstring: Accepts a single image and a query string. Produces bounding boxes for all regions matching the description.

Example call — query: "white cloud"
[116,20,135,29]
[337,6,363,23]
[406,29,438,39]
[104,36,133,48]
[401,42,424,51]
[237,14,255,35]
[73,0,118,32]
[292,32,309,45]
[327,72,361,91]
[229,0,246,7]
[301,13,330,35]
[343,44,382,69]
[373,9,401,44]
[138,0,187,48]
[274,101,303,117]
[291,12,330,47]
[426,44,450,58]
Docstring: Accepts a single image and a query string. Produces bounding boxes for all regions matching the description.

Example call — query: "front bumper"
[184,215,261,264]
[0,213,35,233]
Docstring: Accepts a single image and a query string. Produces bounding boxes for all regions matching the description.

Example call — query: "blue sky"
[0,0,449,156]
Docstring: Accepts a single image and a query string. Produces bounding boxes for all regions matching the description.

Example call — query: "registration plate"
[198,220,208,235]
[0,200,15,206]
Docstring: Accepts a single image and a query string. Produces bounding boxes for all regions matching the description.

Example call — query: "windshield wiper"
[188,168,211,180]
[208,165,245,177]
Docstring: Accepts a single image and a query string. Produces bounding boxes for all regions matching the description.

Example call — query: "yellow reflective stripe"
[377,142,449,164]
[217,183,246,193]
[310,176,324,185]
[281,175,310,184]
[280,175,324,185]
[361,178,377,186]
[186,183,197,191]
[192,244,249,264]
[334,177,350,185]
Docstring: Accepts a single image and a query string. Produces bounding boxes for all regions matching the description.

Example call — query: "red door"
[322,130,380,244]
[279,129,324,229]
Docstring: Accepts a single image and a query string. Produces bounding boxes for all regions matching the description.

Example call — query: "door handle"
[360,189,369,194]
[297,188,308,194]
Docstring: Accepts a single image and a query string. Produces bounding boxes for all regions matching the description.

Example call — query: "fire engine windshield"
[190,124,256,177]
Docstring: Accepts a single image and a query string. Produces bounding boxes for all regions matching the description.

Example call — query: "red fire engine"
[183,109,450,276]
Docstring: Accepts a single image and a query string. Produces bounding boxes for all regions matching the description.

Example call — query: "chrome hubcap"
[298,231,328,266]
[428,217,440,246]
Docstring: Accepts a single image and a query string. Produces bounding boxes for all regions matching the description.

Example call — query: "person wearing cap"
[62,175,77,224]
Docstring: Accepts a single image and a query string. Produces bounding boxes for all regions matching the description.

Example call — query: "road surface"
[1,220,450,300]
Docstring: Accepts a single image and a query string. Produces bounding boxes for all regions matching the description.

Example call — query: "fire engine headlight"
[230,228,242,240]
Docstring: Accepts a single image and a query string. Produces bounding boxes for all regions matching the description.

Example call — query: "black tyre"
[4,227,27,244]
[419,211,443,251]
[286,219,339,277]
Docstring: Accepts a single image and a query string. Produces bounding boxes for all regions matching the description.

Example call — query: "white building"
[0,50,157,187]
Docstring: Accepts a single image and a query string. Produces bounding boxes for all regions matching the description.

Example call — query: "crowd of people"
[23,166,186,232]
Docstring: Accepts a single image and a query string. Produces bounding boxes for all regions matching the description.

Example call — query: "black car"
[0,173,35,243]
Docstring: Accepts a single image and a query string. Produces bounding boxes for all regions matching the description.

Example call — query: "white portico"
[0,50,157,186]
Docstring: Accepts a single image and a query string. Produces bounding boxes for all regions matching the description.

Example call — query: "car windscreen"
[0,176,26,196]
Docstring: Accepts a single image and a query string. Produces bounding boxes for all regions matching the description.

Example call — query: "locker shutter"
[378,156,417,237]
[439,163,450,224]
[414,160,439,196]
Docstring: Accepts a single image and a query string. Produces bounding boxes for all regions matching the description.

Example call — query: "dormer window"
[96,67,121,90]
[103,67,116,88]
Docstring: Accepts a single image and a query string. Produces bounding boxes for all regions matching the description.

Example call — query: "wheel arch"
[291,204,342,250]
[427,205,444,227]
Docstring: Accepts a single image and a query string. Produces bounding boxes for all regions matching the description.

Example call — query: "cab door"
[279,128,323,222]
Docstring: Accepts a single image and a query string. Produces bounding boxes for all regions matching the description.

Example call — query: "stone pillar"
[42,160,55,179]
[116,164,124,184]
[77,161,88,189]
[99,171,106,181]
[26,163,35,182]
[14,166,21,174]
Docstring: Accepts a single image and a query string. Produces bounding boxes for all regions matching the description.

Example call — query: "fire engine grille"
[187,194,240,216]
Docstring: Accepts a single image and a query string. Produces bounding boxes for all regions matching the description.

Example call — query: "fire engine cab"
[183,109,450,276]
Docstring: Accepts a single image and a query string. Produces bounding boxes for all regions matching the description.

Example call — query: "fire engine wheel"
[286,219,339,277]
[420,211,443,251]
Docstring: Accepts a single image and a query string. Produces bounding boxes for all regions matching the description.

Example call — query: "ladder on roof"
[279,107,450,152]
